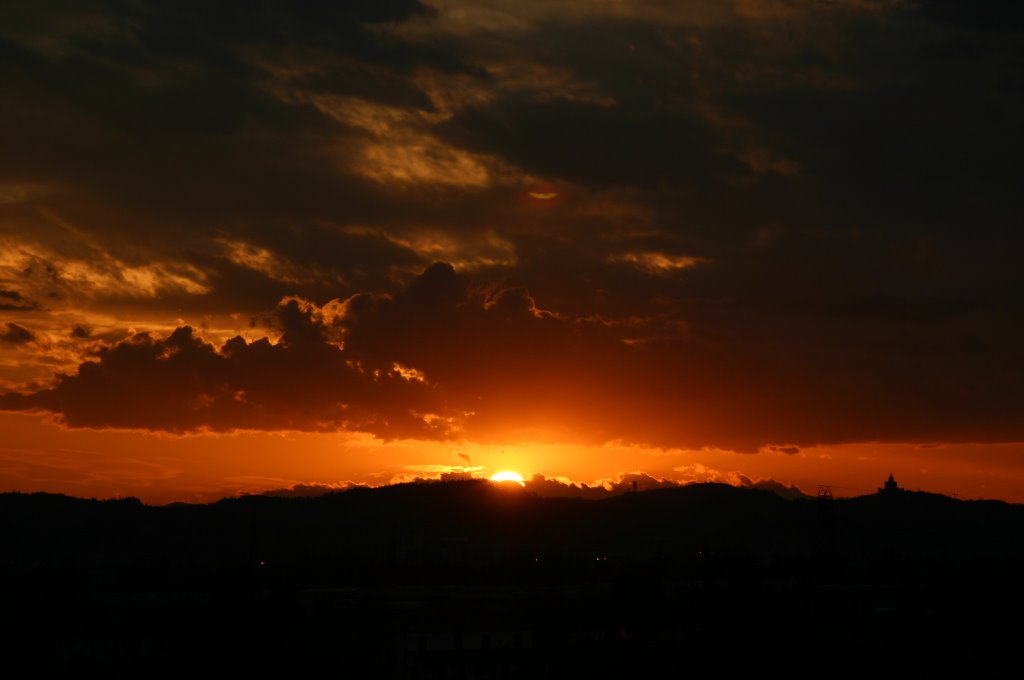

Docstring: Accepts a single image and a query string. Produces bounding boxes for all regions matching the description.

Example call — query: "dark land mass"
[2,481,1023,678]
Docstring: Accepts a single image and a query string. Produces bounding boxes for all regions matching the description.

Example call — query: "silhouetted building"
[878,473,902,494]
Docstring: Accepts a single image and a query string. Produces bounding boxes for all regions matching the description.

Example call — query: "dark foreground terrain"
[2,481,1023,678]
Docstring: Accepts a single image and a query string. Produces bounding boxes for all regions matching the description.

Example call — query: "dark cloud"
[2,259,1024,451]
[0,300,437,436]
[0,322,35,345]
[335,263,669,443]
[69,324,91,339]
[0,1,1022,454]
[0,263,644,440]
[439,97,737,188]
[0,0,466,285]
[0,290,35,311]
[915,1,1024,33]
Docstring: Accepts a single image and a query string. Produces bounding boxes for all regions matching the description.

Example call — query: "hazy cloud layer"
[0,1,1022,452]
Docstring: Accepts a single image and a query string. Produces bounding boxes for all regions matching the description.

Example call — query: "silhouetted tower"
[878,473,901,494]
[632,480,638,494]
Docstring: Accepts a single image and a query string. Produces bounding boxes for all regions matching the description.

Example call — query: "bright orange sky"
[3,411,1023,504]
[2,1,1023,503]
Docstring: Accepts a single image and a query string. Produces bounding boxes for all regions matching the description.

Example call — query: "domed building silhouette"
[878,473,903,495]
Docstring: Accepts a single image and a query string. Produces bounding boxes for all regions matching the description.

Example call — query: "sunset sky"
[1,0,1022,503]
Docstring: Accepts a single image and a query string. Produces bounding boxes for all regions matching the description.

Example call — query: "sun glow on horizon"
[489,470,525,486]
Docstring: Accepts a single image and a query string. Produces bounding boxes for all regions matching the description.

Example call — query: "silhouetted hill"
[3,481,1022,582]
[3,482,1023,677]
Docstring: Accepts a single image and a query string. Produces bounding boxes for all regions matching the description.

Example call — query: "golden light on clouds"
[297,93,511,189]
[340,225,518,271]
[217,238,306,284]
[610,251,706,275]
[310,94,442,134]
[358,135,495,188]
[0,237,211,300]
[392,363,427,383]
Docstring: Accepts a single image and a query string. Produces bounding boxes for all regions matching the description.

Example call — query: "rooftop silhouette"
[879,472,904,494]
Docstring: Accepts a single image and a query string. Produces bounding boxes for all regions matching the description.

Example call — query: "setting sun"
[489,470,525,486]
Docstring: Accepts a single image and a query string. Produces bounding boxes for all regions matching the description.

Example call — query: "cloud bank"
[4,260,1022,452]
[0,0,1021,454]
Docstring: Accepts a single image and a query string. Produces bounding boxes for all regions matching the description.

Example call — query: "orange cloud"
[0,237,210,304]
[609,251,706,276]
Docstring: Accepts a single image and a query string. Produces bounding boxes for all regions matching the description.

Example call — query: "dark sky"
[0,1,1022,501]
